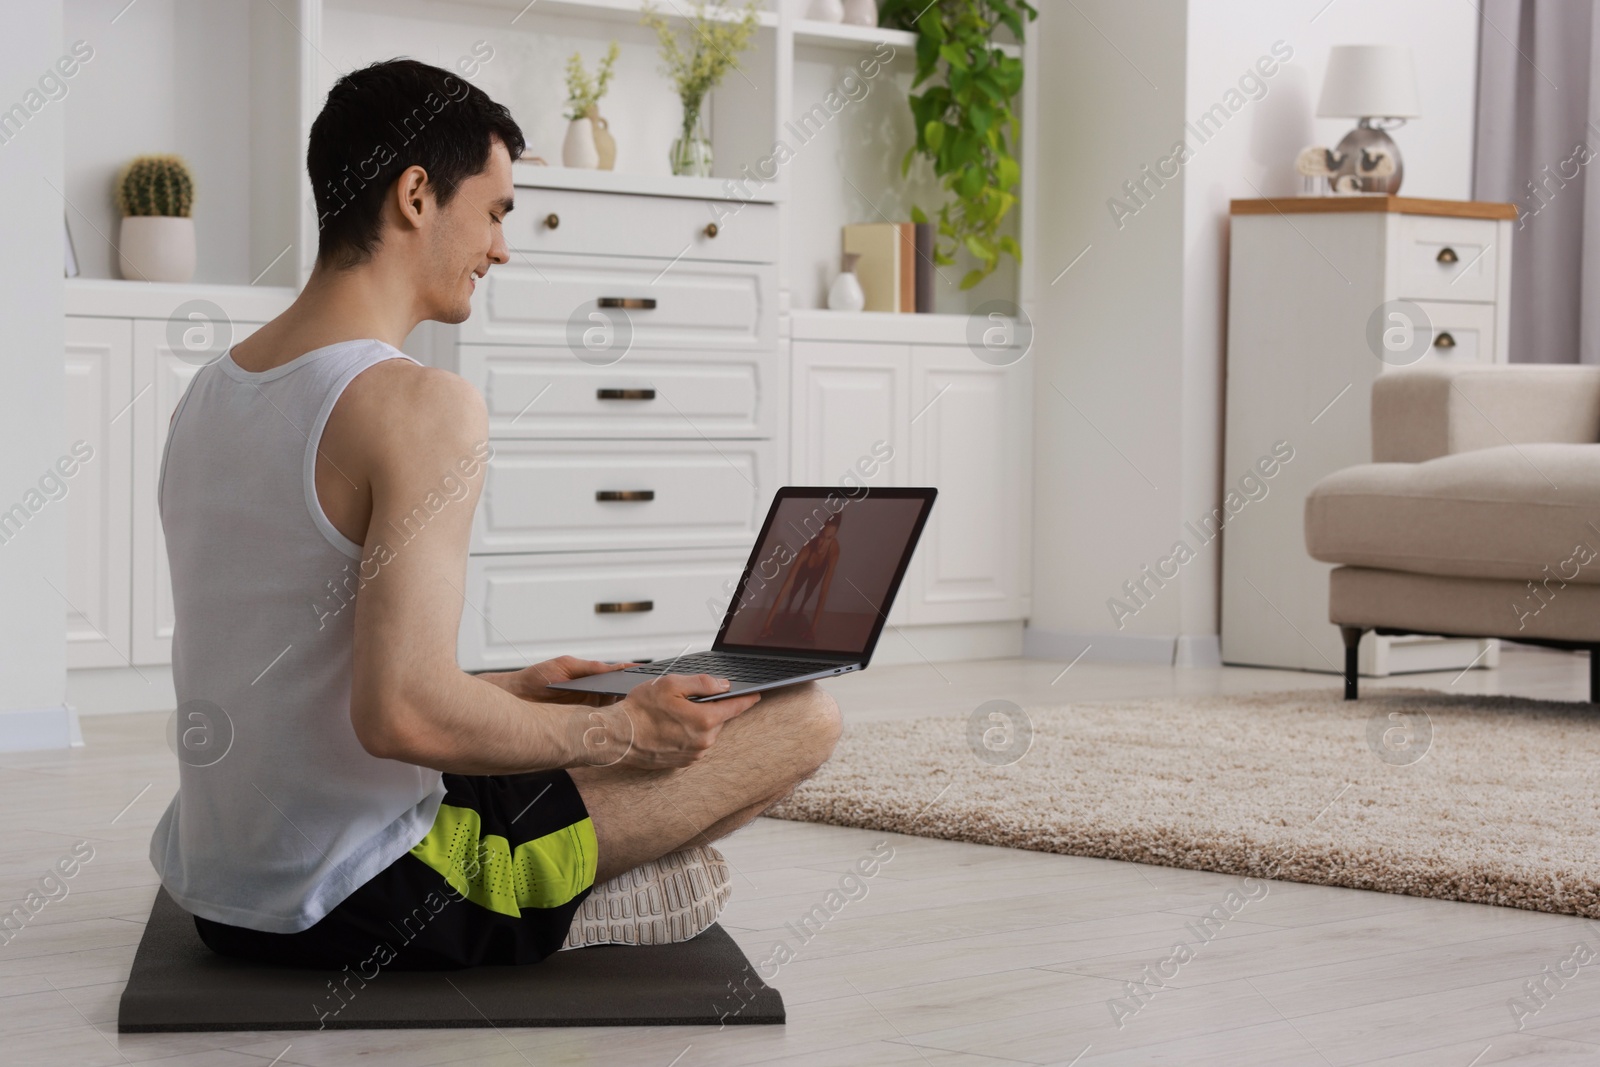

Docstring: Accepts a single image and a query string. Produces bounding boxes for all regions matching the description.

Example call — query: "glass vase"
[669,103,713,178]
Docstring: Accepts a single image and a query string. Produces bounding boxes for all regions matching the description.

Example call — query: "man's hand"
[574,674,760,769]
[486,656,635,707]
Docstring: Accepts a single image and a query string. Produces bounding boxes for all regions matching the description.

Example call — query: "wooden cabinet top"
[1230,196,1516,220]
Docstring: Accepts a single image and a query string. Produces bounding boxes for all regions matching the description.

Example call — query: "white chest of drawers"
[435,179,783,669]
[1220,197,1515,676]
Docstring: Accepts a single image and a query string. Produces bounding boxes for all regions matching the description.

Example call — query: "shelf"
[511,162,780,202]
[65,279,297,322]
[789,308,1000,345]
[396,0,780,29]
[791,19,1019,58]
[792,20,915,51]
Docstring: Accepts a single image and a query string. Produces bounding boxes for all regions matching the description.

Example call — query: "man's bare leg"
[568,681,841,883]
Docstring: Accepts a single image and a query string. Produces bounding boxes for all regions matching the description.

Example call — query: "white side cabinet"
[64,281,293,671]
[1221,198,1513,675]
[789,320,1032,648]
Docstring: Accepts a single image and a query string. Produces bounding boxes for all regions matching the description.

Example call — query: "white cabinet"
[905,346,1029,625]
[790,332,1031,638]
[63,281,290,672]
[1221,199,1513,675]
[445,181,784,670]
[63,318,133,669]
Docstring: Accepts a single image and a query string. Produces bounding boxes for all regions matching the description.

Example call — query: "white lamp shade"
[1317,45,1421,119]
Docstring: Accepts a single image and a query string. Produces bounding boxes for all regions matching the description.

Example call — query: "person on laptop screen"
[147,58,844,973]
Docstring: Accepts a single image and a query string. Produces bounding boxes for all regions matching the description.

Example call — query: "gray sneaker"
[560,844,732,950]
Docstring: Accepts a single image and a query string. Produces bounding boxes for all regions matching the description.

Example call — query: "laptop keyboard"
[624,652,836,683]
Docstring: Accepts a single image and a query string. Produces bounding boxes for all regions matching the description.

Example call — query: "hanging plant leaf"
[879,0,1038,288]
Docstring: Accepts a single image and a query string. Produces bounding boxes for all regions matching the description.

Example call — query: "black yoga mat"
[118,889,784,1032]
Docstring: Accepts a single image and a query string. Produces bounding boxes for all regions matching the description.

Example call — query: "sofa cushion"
[1305,443,1600,584]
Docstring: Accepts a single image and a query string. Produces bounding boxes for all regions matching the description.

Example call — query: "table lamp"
[1317,45,1421,194]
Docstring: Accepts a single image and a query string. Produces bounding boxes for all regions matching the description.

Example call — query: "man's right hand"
[575,674,760,769]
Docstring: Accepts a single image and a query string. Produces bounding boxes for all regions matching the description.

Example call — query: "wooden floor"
[6,648,1600,1065]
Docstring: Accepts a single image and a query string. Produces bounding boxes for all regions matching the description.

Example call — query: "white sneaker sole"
[560,844,732,950]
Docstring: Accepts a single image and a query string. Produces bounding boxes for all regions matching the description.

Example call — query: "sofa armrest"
[1372,364,1600,462]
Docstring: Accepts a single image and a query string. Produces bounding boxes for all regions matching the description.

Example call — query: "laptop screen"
[715,487,936,660]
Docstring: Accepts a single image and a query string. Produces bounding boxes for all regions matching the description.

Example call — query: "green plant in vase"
[880,0,1037,289]
[640,0,762,177]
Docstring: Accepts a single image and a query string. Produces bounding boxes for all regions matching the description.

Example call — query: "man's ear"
[394,165,432,229]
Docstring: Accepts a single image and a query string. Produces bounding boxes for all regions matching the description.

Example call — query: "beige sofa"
[1304,363,1600,701]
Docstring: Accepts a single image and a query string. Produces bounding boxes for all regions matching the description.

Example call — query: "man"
[149,58,840,969]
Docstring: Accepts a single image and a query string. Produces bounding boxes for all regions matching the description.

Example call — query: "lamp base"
[1333,121,1403,194]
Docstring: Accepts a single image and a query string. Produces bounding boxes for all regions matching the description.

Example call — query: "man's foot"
[559,844,732,950]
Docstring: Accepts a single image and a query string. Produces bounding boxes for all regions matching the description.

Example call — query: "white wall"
[0,0,72,749]
[64,0,261,284]
[1026,0,1480,662]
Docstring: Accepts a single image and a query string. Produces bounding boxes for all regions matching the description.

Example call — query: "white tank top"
[149,338,447,934]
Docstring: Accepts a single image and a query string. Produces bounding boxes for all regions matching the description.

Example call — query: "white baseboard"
[1023,626,1175,664]
[0,705,79,752]
[1175,634,1222,668]
[871,620,1024,665]
[67,665,176,716]
[1022,627,1221,667]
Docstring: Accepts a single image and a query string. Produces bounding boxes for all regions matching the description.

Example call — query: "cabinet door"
[131,319,262,665]
[790,342,911,624]
[904,346,1029,625]
[63,317,133,668]
[790,342,908,487]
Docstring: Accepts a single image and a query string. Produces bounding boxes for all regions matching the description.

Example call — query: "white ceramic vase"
[842,0,877,26]
[117,216,195,283]
[562,117,600,169]
[827,258,866,312]
[807,0,845,22]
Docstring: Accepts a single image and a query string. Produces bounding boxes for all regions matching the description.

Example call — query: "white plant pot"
[118,216,196,283]
[842,0,877,26]
[562,118,600,169]
[807,0,845,22]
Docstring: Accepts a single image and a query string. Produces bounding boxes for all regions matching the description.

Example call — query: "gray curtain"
[1474,0,1600,364]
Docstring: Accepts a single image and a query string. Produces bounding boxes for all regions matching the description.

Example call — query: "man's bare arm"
[338,363,758,774]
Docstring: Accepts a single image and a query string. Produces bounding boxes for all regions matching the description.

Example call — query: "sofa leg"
[1340,627,1364,700]
[1591,647,1599,704]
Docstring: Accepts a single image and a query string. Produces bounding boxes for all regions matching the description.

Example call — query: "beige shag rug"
[765,689,1600,917]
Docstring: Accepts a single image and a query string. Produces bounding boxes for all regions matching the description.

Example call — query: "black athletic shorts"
[192,770,598,973]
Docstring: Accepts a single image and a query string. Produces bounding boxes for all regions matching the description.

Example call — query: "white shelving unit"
[58,0,1040,685]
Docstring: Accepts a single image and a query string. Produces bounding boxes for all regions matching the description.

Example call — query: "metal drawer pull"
[704,222,719,238]
[595,600,653,614]
[596,388,656,401]
[598,297,657,310]
[1436,247,1458,264]
[596,490,655,502]
[545,213,560,229]
[1433,332,1457,348]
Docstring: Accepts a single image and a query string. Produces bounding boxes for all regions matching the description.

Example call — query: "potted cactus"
[114,154,196,282]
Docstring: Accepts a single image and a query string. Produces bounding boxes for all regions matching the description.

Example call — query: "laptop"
[548,486,937,702]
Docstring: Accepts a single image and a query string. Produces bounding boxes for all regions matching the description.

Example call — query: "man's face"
[422,137,513,325]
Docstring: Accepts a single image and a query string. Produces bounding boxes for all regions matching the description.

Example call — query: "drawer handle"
[545,213,560,230]
[1436,247,1458,264]
[595,600,654,614]
[596,490,655,502]
[704,222,719,238]
[596,388,656,401]
[1433,331,1457,348]
[598,297,657,310]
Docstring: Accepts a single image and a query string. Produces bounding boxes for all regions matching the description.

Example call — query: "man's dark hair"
[307,58,525,269]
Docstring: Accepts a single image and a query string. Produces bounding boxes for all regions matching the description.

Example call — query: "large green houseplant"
[879,0,1037,289]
